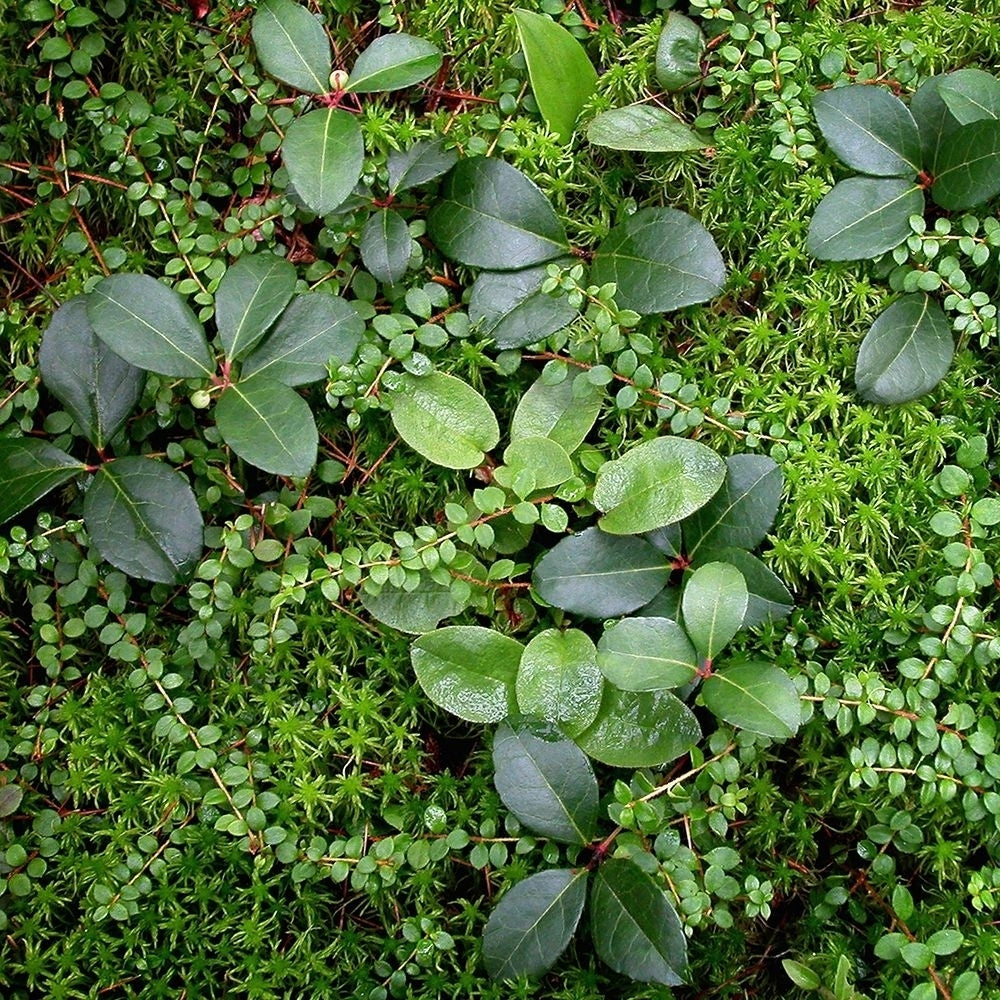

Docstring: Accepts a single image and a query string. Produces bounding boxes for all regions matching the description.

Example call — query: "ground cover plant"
[2,0,1000,997]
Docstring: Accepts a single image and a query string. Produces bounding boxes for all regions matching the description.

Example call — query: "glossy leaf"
[215,377,317,477]
[655,12,704,91]
[910,73,961,173]
[513,8,597,142]
[346,33,441,93]
[483,868,588,979]
[492,719,598,843]
[387,371,499,470]
[509,372,602,454]
[591,859,687,985]
[589,207,726,315]
[215,253,297,362]
[84,457,202,584]
[807,177,922,261]
[88,274,213,377]
[593,436,725,535]
[938,68,1000,125]
[701,662,800,738]
[645,523,682,558]
[855,294,953,404]
[39,296,145,448]
[681,561,748,661]
[251,0,331,95]
[498,436,574,493]
[0,784,23,818]
[360,208,412,285]
[0,438,85,526]
[282,107,364,215]
[587,105,705,152]
[597,616,698,691]
[387,139,458,193]
[427,158,569,270]
[931,119,1000,210]
[636,585,680,622]
[532,527,670,618]
[359,573,464,634]
[410,625,522,723]
[704,549,793,628]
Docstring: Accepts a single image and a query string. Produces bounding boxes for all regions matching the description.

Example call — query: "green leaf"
[345,33,441,93]
[532,527,670,618]
[807,177,923,261]
[240,292,363,386]
[683,454,783,559]
[282,107,364,215]
[499,437,574,492]
[483,868,588,979]
[387,139,458,194]
[515,628,603,736]
[938,68,1000,125]
[251,0,332,95]
[782,959,822,991]
[597,616,698,691]
[645,523,683,558]
[0,784,23,818]
[215,253,297,362]
[655,12,704,91]
[215,378,318,477]
[39,296,145,448]
[88,274,213,377]
[360,208,412,285]
[589,207,726,315]
[951,971,981,1000]
[0,438,84,526]
[510,372,603,454]
[410,626,523,723]
[593,436,726,535]
[925,929,963,955]
[591,859,687,985]
[469,263,579,349]
[513,8,597,142]
[492,719,598,843]
[387,371,500,470]
[587,105,705,152]
[855,294,954,404]
[359,573,464,634]
[701,662,800,738]
[931,119,1000,210]
[701,548,793,628]
[84,457,202,584]
[576,685,700,767]
[681,561,748,661]
[910,73,962,173]
[636,585,680,621]
[427,158,569,270]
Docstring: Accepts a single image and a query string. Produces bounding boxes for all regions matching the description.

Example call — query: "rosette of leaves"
[251,0,442,214]
[807,72,1000,403]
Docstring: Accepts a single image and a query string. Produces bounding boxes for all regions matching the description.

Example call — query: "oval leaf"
[84,457,202,584]
[215,377,317,477]
[282,107,364,215]
[597,616,698,691]
[492,719,598,843]
[681,561,748,661]
[0,438,85,526]
[360,208,412,285]
[593,435,726,535]
[510,371,603,454]
[655,12,704,91]
[39,296,145,448]
[938,68,1000,125]
[499,437,574,493]
[410,625,523,723]
[587,105,705,152]
[483,868,588,980]
[387,371,500,470]
[251,0,332,94]
[359,573,464,634]
[855,294,953,404]
[428,158,569,270]
[0,784,23,818]
[215,253,297,362]
[911,74,961,173]
[702,548,792,628]
[346,33,441,93]
[701,662,800,738]
[589,207,726,315]
[931,118,1000,210]
[88,274,213,377]
[387,139,458,194]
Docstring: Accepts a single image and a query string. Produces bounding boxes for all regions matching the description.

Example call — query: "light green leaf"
[359,573,464,633]
[951,971,981,1000]
[597,616,698,691]
[782,959,822,991]
[360,208,412,285]
[282,107,364,215]
[0,437,85,526]
[498,437,574,493]
[701,662,800,738]
[345,33,441,93]
[681,561,748,661]
[939,68,1000,125]
[926,929,963,956]
[655,12,704,91]
[700,548,793,628]
[215,253,297,362]
[251,0,332,95]
[387,139,458,194]
[587,105,705,152]
[931,119,1000,210]
[510,372,602,454]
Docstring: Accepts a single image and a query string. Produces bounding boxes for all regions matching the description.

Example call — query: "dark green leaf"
[655,12,704,91]
[360,208,412,285]
[645,523,682,558]
[910,74,961,173]
[589,207,726,314]
[597,616,698,691]
[251,0,332,94]
[587,105,705,152]
[359,573,464,633]
[346,33,441,93]
[636,585,681,622]
[701,662,800,738]
[939,68,1000,125]
[39,296,145,448]
[701,549,792,628]
[215,254,297,362]
[591,859,687,985]
[0,438,84,526]
[483,869,588,979]
[88,274,213,377]
[84,457,202,584]
[282,108,364,215]
[387,140,458,193]
[509,372,602,454]
[0,784,23,818]
[681,561,748,661]
[931,119,1000,210]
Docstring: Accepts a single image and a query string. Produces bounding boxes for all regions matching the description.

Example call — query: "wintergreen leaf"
[410,626,523,722]
[39,296,145,448]
[910,73,961,173]
[931,119,1000,210]
[587,105,705,152]
[387,139,458,194]
[345,33,441,93]
[509,372,602,454]
[513,8,597,142]
[483,868,588,979]
[492,719,598,843]
[938,68,1000,125]
[359,573,464,633]
[655,12,704,91]
[282,107,364,215]
[701,662,800,738]
[636,585,680,622]
[499,436,574,492]
[251,0,332,95]
[360,208,412,285]
[515,628,603,736]
[576,685,700,767]
[427,158,569,270]
[589,207,726,315]
[591,859,687,985]
[88,274,213,377]
[597,616,698,691]
[702,548,793,628]
[0,784,23,818]
[0,437,85,526]
[240,292,363,386]
[807,177,922,261]
[215,377,317,477]
[84,457,202,584]
[387,371,500,470]
[593,436,726,535]
[215,253,297,362]
[532,527,670,618]
[645,523,682,558]
[855,294,953,404]
[681,561,748,661]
